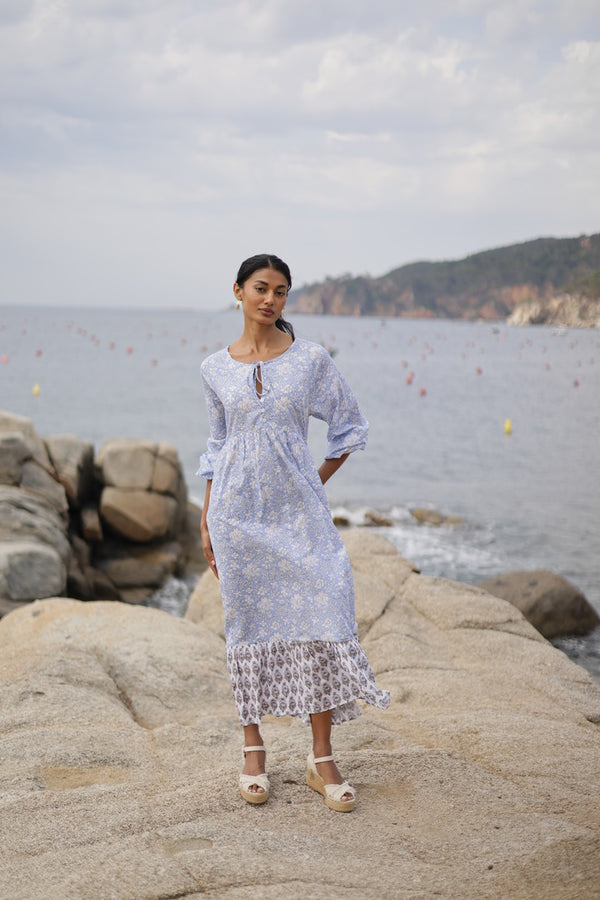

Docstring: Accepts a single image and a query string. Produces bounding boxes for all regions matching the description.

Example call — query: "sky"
[1,0,599,309]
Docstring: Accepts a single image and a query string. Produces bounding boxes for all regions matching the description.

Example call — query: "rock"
[95,542,183,589]
[0,418,68,515]
[0,410,51,469]
[69,534,91,570]
[119,586,153,605]
[410,507,445,525]
[95,439,186,498]
[410,507,463,526]
[0,420,71,614]
[99,487,178,542]
[66,556,91,601]
[0,540,66,605]
[1,532,600,899]
[80,504,103,542]
[475,570,600,638]
[20,459,69,514]
[332,514,350,527]
[342,530,418,637]
[45,434,95,507]
[95,439,157,490]
[0,485,70,564]
[508,292,600,328]
[185,568,225,637]
[363,509,394,527]
[151,443,181,494]
[0,432,31,485]
[84,566,121,601]
[179,501,208,576]
[66,538,112,602]
[0,597,27,618]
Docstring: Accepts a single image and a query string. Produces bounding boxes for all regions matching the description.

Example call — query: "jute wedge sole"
[239,745,269,805]
[306,751,356,812]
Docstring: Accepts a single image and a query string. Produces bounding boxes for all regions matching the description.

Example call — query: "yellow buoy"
[504,418,512,435]
[32,383,41,397]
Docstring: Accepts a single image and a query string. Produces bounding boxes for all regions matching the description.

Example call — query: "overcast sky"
[1,0,599,309]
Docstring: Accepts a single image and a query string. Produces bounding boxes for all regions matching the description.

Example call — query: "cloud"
[1,0,599,306]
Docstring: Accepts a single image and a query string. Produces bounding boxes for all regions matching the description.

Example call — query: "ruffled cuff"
[325,424,368,459]
[196,451,215,480]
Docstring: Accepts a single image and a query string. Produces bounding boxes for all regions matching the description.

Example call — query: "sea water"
[2,306,599,678]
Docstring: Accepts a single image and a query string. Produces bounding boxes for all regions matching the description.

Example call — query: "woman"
[198,253,390,812]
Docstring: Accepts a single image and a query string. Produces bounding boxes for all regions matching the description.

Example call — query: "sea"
[2,306,599,681]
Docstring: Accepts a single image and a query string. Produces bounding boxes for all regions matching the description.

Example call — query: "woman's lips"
[259,308,274,316]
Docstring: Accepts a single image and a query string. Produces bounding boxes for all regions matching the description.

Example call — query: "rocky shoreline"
[507,291,600,328]
[0,410,206,618]
[2,410,600,896]
[2,410,599,647]
[1,530,600,898]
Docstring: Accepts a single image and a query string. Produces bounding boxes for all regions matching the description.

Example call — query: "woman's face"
[234,267,289,324]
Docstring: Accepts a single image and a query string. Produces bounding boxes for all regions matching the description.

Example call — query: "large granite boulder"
[0,413,68,514]
[476,570,600,638]
[0,485,70,562]
[179,500,207,576]
[0,414,71,613]
[0,432,31,484]
[185,566,225,637]
[96,439,187,543]
[1,530,599,898]
[0,410,52,469]
[100,487,179,542]
[96,439,185,498]
[95,541,184,590]
[0,541,66,615]
[96,438,157,489]
[45,434,95,508]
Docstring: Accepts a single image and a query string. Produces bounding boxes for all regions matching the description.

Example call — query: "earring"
[236,298,242,310]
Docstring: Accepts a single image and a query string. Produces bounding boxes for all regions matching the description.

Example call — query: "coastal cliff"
[288,234,600,327]
[1,530,599,899]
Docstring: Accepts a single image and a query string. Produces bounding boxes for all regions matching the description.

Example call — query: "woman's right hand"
[201,521,218,579]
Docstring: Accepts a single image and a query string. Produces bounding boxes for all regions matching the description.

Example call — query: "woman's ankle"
[312,742,332,758]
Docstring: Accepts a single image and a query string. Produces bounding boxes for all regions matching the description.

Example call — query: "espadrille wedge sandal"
[239,745,269,805]
[306,750,356,812]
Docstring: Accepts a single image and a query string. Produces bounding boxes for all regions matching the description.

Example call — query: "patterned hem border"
[226,636,390,726]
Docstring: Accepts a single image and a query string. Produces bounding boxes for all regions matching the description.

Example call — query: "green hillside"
[288,234,600,321]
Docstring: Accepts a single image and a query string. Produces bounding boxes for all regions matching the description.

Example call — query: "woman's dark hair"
[236,254,295,339]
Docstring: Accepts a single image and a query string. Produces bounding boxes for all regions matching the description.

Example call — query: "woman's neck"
[229,322,293,362]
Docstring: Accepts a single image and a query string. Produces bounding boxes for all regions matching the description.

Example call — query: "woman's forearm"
[200,480,218,578]
[318,453,349,485]
[201,479,212,525]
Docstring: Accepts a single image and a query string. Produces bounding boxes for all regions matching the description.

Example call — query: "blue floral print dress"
[197,338,390,725]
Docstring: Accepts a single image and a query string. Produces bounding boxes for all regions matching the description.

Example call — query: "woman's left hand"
[201,521,218,579]
[318,453,349,485]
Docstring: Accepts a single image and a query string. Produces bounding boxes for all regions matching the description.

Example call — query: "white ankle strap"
[243,745,266,754]
[314,754,334,764]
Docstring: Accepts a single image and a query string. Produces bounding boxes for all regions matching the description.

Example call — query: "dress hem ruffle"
[226,636,391,726]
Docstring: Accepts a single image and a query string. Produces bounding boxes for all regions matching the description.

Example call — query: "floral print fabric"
[198,338,390,725]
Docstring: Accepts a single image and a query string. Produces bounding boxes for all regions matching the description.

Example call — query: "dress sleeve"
[308,346,369,459]
[196,372,227,480]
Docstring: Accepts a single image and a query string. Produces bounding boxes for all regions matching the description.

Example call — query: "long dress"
[197,337,390,726]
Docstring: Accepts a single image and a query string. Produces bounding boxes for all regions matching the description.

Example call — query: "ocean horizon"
[2,304,599,679]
